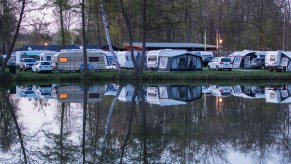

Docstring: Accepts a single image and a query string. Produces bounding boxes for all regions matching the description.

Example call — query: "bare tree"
[99,0,121,74]
[0,0,27,75]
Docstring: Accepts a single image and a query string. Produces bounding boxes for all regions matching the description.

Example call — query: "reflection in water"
[0,83,290,163]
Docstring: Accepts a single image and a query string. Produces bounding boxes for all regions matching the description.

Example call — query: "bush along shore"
[1,69,291,84]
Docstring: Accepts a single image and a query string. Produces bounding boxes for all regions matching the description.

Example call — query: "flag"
[204,30,207,51]
[216,29,219,50]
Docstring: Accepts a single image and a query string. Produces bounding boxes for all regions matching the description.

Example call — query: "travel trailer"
[157,51,202,71]
[51,51,107,72]
[117,51,142,69]
[231,50,256,69]
[146,49,188,70]
[265,51,291,71]
[230,50,265,69]
[196,51,214,60]
[39,51,58,63]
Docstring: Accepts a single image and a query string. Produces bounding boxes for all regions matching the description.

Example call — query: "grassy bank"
[1,69,291,84]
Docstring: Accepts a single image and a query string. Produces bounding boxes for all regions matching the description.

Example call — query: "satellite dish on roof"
[28,47,32,51]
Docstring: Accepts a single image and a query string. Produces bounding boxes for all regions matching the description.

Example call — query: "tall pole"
[283,1,286,50]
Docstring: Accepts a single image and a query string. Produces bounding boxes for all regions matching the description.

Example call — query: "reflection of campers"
[51,51,107,72]
[145,85,202,106]
[265,85,291,103]
[265,51,291,71]
[158,51,202,71]
[117,51,142,69]
[53,85,105,103]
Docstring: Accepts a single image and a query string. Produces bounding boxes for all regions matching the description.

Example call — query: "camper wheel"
[216,66,220,71]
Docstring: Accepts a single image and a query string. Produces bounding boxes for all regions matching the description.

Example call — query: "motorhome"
[15,51,55,67]
[51,51,107,72]
[39,51,58,63]
[265,51,291,71]
[117,51,142,69]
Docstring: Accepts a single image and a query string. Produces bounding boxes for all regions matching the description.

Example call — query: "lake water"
[0,83,290,163]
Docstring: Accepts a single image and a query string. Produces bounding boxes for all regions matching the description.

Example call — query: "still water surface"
[0,83,290,163]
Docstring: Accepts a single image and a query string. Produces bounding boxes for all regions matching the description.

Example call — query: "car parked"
[250,57,265,69]
[208,57,232,71]
[208,85,233,97]
[19,58,36,71]
[32,61,52,73]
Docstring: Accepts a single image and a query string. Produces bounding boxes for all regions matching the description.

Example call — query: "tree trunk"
[59,0,66,49]
[139,0,147,73]
[99,0,121,74]
[1,90,27,163]
[81,0,88,73]
[0,0,26,75]
[119,0,138,73]
[82,86,88,163]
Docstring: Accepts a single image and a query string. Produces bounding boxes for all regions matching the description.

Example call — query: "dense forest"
[0,0,291,53]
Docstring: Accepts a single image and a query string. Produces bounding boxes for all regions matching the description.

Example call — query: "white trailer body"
[117,51,142,68]
[51,51,107,72]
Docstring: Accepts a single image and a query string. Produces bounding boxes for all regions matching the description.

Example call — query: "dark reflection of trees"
[38,102,79,163]
[84,85,291,164]
[0,89,27,163]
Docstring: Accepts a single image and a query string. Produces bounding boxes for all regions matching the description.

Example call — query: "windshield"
[148,55,157,61]
[41,62,51,65]
[24,58,36,62]
[221,58,231,62]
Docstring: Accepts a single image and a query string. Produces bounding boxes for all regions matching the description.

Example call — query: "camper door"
[233,56,242,69]
[243,56,251,68]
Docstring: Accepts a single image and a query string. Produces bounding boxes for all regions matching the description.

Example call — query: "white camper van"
[117,51,142,69]
[15,51,54,67]
[51,51,107,72]
[39,51,58,63]
[265,51,291,71]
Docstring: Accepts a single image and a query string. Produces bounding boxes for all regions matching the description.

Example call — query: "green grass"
[2,68,291,86]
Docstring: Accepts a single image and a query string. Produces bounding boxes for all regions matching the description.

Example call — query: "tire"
[208,66,211,70]
[216,66,220,71]
[261,65,265,69]
[228,68,232,71]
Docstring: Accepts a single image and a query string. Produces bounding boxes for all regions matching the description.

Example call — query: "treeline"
[0,0,291,53]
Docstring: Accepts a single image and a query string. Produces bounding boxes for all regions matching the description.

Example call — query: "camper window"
[59,57,68,63]
[148,55,157,61]
[46,56,51,61]
[59,93,69,99]
[89,93,100,98]
[270,55,275,61]
[89,57,99,62]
